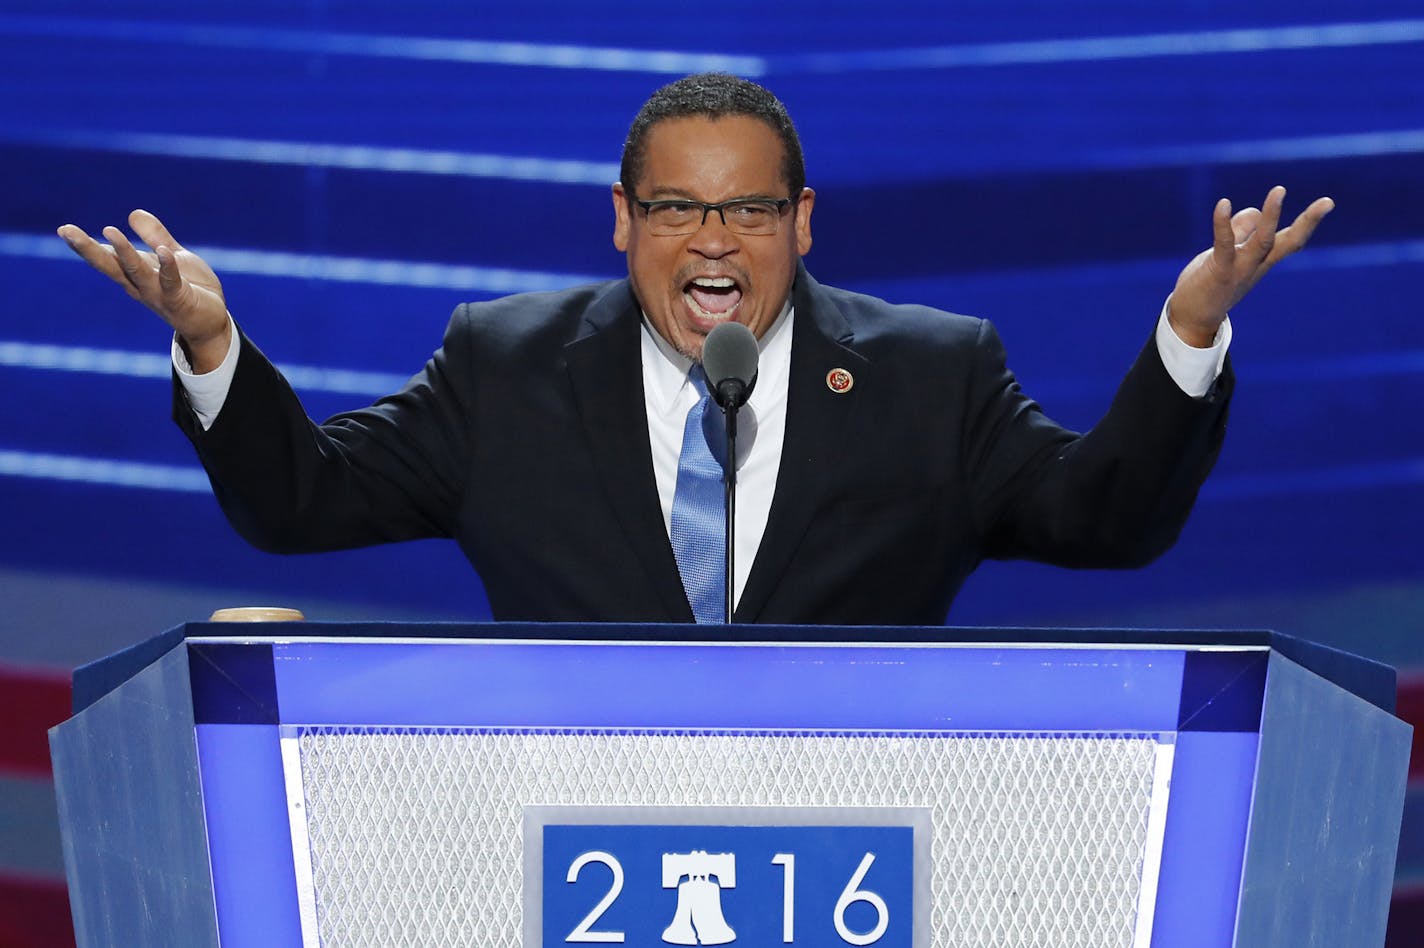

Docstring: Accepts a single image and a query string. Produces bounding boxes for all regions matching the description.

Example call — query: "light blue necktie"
[670,365,727,623]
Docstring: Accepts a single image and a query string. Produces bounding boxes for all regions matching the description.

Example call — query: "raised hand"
[1169,186,1334,347]
[57,209,232,372]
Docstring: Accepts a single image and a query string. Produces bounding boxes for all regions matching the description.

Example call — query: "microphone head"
[701,321,759,409]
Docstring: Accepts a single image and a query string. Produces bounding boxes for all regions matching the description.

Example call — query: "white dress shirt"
[639,301,794,609]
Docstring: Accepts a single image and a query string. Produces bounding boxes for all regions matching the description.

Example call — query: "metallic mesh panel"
[293,728,1160,946]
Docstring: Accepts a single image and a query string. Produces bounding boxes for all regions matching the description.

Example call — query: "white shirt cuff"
[1155,297,1230,399]
[171,314,240,431]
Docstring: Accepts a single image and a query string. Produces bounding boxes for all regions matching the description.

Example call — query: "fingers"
[60,212,219,326]
[155,245,186,308]
[103,225,159,298]
[137,209,190,307]
[1257,185,1286,234]
[1210,197,1236,273]
[57,224,142,298]
[1207,187,1334,304]
[1229,207,1262,246]
[1227,186,1319,273]
[1250,185,1285,260]
[1267,195,1335,263]
[129,208,184,253]
[1228,187,1283,264]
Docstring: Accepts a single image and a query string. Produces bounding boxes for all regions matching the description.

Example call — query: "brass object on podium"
[208,607,306,622]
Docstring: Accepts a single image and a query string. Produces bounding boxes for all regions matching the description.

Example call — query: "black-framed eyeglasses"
[633,197,794,236]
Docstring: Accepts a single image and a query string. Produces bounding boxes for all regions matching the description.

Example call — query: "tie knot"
[688,363,710,398]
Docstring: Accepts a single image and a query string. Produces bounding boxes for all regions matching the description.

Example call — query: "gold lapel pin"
[825,367,854,394]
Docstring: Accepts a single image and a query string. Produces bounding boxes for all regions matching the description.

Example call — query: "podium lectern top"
[71,621,1397,716]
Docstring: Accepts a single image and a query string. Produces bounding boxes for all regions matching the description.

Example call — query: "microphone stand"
[702,320,758,625]
[721,395,740,624]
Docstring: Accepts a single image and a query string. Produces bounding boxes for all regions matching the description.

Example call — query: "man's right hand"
[58,209,232,373]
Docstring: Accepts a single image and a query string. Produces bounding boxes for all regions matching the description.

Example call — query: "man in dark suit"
[57,74,1333,624]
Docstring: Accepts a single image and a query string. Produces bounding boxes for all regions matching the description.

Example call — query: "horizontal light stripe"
[6,127,620,185]
[0,230,609,295]
[0,340,411,397]
[1090,129,1424,168]
[0,341,171,380]
[1204,458,1424,501]
[14,237,1424,293]
[776,19,1424,73]
[0,450,211,493]
[274,364,412,397]
[1251,350,1424,384]
[200,245,608,294]
[0,14,765,75]
[4,15,1419,74]
[6,332,1421,399]
[1020,347,1424,405]
[7,122,1422,183]
[1276,237,1424,270]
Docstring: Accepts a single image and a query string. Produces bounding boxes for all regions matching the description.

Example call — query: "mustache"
[676,263,749,287]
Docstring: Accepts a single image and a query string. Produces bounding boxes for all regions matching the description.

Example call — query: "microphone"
[699,321,759,624]
[701,321,758,410]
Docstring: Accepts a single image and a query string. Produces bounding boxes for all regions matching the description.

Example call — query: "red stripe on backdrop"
[0,664,70,778]
[0,872,74,948]
[1399,673,1424,785]
[1389,882,1424,948]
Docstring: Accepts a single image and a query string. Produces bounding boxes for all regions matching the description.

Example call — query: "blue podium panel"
[193,724,304,945]
[261,640,1190,730]
[50,626,1411,948]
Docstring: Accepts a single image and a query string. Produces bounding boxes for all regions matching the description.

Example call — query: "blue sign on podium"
[529,806,928,946]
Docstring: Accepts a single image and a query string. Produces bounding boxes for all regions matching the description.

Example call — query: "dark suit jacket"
[176,265,1231,625]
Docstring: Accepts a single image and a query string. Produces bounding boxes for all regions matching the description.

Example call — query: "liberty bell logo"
[661,850,737,945]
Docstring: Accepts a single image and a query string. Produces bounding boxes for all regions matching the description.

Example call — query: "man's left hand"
[1169,186,1334,347]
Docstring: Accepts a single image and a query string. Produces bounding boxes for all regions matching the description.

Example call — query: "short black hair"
[620,73,806,198]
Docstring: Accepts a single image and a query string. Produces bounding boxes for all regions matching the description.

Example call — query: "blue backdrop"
[1,0,1422,937]
[2,2,1418,649]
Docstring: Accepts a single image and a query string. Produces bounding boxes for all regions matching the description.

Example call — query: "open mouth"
[684,275,744,322]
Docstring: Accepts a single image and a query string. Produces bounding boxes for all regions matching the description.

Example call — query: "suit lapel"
[564,283,692,621]
[736,268,870,622]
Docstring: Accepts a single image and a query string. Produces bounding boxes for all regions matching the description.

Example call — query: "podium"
[50,624,1410,947]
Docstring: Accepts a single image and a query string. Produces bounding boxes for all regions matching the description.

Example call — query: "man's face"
[612,115,814,361]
